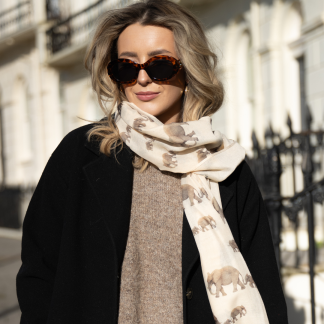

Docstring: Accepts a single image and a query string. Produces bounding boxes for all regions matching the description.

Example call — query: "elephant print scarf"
[114,101,270,324]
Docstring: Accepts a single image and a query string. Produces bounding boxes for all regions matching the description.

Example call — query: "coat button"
[186,287,193,300]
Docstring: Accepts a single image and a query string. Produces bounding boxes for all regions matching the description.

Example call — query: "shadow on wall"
[285,296,306,324]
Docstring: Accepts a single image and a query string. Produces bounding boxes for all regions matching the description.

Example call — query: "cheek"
[123,85,134,100]
[160,85,184,107]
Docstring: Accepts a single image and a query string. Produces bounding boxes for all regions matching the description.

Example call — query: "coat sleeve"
[237,161,288,324]
[16,154,68,324]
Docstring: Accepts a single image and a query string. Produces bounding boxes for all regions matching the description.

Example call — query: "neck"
[156,101,183,125]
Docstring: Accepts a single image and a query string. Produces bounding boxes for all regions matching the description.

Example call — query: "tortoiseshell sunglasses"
[107,55,183,84]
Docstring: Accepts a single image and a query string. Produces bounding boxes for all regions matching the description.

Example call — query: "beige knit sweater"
[118,162,184,324]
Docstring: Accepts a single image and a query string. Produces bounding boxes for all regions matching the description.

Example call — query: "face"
[117,23,186,124]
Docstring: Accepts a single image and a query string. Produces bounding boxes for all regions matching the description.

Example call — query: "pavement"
[284,270,324,324]
[0,234,22,324]
[0,228,323,324]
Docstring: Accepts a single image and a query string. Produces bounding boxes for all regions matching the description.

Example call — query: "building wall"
[191,0,306,149]
[0,0,323,195]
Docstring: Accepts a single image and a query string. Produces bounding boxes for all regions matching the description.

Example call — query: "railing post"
[0,106,5,187]
[306,191,316,324]
[264,126,282,271]
[301,105,316,324]
[250,131,266,191]
[302,142,316,324]
[287,114,300,267]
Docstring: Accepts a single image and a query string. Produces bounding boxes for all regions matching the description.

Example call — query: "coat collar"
[83,132,234,279]
[84,134,134,159]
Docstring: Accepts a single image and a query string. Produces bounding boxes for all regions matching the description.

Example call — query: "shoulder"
[44,123,101,183]
[220,159,256,190]
[220,158,262,211]
[51,116,113,161]
[51,123,99,161]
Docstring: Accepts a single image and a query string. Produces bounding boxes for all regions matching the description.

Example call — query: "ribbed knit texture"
[118,162,184,324]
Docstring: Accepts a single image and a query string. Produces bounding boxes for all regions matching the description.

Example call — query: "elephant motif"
[143,134,155,151]
[197,148,210,163]
[120,125,132,144]
[214,317,232,324]
[223,320,233,324]
[162,151,177,168]
[188,173,210,199]
[231,306,247,323]
[212,197,226,224]
[133,113,154,131]
[181,184,202,206]
[163,122,199,147]
[120,131,131,144]
[213,315,221,324]
[228,239,240,252]
[192,226,200,236]
[198,187,209,199]
[207,266,245,298]
[198,216,216,232]
[214,316,233,324]
[244,274,256,288]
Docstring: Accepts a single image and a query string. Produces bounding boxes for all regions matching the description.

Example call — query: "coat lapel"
[182,211,199,282]
[219,183,234,212]
[83,140,134,273]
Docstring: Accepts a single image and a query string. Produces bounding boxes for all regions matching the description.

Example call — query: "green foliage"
[315,240,324,249]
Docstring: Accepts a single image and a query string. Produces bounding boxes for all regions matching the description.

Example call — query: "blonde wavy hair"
[84,0,224,172]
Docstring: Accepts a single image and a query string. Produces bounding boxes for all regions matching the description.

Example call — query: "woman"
[16,1,288,323]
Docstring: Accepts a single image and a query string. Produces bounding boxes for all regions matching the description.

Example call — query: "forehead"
[117,23,176,55]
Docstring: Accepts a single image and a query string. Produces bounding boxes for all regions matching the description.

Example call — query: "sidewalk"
[283,267,324,324]
[0,232,22,324]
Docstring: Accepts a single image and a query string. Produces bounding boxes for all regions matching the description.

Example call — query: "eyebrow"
[119,49,173,58]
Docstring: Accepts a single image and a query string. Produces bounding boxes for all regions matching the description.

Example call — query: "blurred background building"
[0,0,323,323]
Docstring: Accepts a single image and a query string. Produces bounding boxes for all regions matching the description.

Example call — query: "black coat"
[16,123,288,324]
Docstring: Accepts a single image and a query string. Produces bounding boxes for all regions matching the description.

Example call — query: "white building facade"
[0,0,323,220]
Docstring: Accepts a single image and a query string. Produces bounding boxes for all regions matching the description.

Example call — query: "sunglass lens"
[146,59,175,80]
[112,62,137,82]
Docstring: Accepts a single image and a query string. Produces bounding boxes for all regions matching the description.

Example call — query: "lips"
[135,91,160,101]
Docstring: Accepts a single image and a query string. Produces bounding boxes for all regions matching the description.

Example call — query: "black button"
[186,287,193,299]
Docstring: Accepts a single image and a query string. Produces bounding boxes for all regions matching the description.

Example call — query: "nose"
[137,69,152,87]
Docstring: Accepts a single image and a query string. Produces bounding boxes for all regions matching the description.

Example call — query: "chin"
[131,99,168,117]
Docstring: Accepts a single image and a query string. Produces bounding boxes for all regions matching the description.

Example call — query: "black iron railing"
[246,105,324,324]
[46,0,135,54]
[0,1,32,38]
[46,0,106,54]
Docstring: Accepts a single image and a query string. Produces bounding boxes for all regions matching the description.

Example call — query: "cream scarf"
[114,101,270,324]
